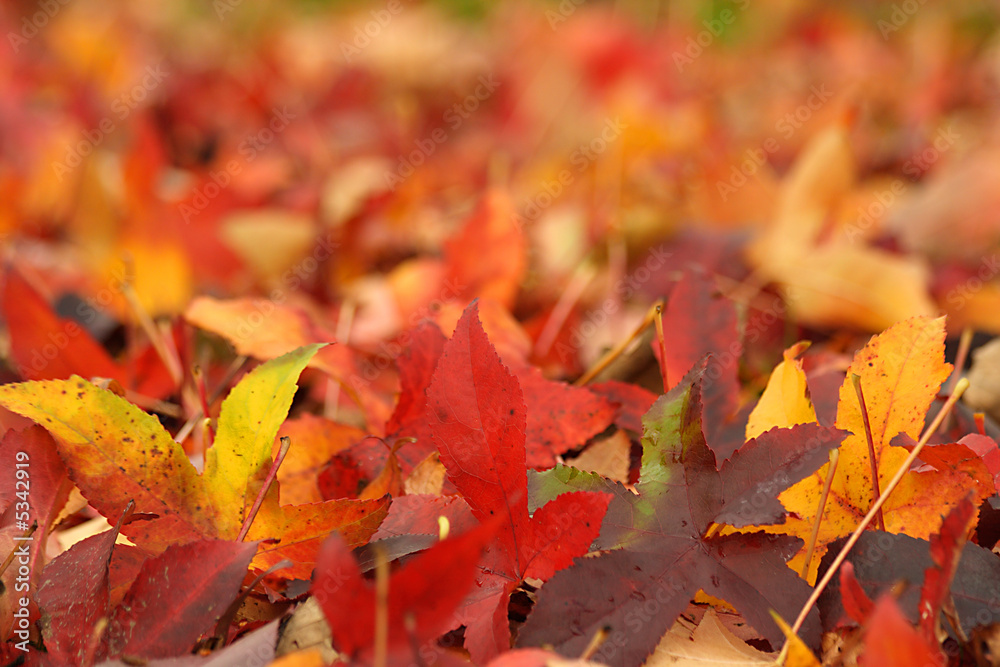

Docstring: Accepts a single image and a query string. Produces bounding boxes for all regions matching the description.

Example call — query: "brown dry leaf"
[965,337,1000,425]
[404,452,447,496]
[645,608,774,666]
[569,430,631,485]
[274,597,336,664]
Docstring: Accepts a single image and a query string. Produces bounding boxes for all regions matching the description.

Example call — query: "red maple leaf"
[425,301,612,663]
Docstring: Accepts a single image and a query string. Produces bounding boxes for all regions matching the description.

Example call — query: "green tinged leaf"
[0,376,216,552]
[527,465,625,513]
[205,343,325,535]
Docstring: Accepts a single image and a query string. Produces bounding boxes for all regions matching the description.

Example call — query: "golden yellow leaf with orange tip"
[770,611,822,667]
[0,347,388,580]
[745,341,816,440]
[744,317,995,582]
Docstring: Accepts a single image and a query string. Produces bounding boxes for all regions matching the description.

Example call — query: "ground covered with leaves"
[4,0,1000,665]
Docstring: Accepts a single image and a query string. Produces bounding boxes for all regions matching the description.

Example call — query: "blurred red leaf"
[839,561,875,625]
[860,595,944,667]
[919,496,976,645]
[443,190,525,309]
[3,267,121,382]
[590,380,658,434]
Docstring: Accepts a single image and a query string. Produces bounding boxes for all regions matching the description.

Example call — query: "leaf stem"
[851,374,885,531]
[580,626,610,661]
[237,436,291,542]
[784,378,969,656]
[944,327,973,397]
[212,559,292,648]
[120,268,183,386]
[575,299,663,386]
[801,448,839,580]
[653,303,670,391]
[373,543,389,667]
[535,261,596,357]
[192,364,215,447]
[174,355,248,445]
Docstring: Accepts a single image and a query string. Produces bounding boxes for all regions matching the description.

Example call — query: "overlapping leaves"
[0,345,388,577]
[518,362,847,665]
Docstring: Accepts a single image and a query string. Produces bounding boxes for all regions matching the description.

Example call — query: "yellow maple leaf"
[746,341,816,440]
[739,317,994,582]
[0,345,388,578]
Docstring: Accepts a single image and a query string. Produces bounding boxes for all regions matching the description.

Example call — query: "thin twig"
[575,299,663,386]
[534,262,596,357]
[653,303,670,391]
[174,355,248,445]
[782,379,969,657]
[120,273,182,386]
[851,374,885,531]
[802,448,840,580]
[237,436,291,542]
[373,544,389,667]
[192,365,215,446]
[940,326,973,435]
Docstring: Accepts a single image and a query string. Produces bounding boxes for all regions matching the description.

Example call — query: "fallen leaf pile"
[5,1,1000,666]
